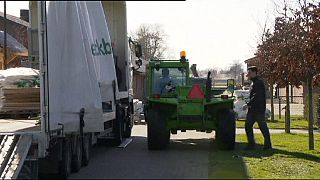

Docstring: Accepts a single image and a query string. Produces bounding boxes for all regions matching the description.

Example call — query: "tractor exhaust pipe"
[206,71,212,102]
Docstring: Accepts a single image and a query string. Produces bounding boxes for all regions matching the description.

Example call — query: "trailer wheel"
[59,139,72,178]
[114,104,124,146]
[147,110,170,150]
[82,134,91,166]
[216,109,236,150]
[71,136,82,172]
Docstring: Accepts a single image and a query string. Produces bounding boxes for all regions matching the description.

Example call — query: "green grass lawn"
[237,115,319,129]
[209,133,320,179]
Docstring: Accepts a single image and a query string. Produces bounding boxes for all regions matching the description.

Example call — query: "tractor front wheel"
[216,109,236,150]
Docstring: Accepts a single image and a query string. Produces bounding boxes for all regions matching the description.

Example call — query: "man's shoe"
[263,145,272,150]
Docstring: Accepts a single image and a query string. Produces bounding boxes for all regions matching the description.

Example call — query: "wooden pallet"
[0,88,40,114]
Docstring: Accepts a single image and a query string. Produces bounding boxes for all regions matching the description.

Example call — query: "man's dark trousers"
[245,112,271,147]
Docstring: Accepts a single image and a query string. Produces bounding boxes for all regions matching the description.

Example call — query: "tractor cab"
[151,67,188,96]
[148,51,190,98]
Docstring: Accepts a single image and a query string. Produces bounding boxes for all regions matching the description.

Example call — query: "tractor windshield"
[152,67,187,95]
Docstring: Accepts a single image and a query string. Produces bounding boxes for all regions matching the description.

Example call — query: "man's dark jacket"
[247,76,266,114]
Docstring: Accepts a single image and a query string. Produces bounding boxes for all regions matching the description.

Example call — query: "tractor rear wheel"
[147,110,170,150]
[216,109,236,150]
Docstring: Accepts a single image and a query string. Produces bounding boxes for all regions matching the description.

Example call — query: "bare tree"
[198,67,218,78]
[225,61,244,84]
[130,24,167,61]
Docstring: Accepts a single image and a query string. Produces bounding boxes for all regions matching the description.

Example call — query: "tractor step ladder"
[0,134,32,179]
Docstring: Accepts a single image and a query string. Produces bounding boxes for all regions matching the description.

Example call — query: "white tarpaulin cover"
[47,1,118,132]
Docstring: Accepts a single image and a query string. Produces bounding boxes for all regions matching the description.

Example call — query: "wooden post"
[3,0,7,70]
[270,84,275,122]
[307,77,314,150]
[291,85,294,103]
[278,86,281,119]
[285,83,291,133]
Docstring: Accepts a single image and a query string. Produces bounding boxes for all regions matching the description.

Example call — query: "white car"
[234,89,271,120]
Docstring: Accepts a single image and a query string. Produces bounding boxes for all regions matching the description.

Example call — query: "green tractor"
[144,51,236,150]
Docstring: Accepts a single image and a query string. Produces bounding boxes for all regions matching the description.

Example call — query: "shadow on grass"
[233,142,320,163]
[209,139,320,179]
[209,140,249,179]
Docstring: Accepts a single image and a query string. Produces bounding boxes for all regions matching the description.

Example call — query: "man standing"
[244,66,272,150]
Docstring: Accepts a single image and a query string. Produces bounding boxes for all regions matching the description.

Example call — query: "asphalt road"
[69,125,213,179]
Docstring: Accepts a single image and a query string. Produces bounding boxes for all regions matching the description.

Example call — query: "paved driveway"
[70,125,213,179]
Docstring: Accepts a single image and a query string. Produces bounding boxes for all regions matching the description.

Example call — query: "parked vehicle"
[144,52,236,150]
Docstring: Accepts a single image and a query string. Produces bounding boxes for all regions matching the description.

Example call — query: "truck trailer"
[0,1,138,178]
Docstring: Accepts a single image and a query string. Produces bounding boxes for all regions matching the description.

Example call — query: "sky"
[0,0,278,70]
[126,0,277,70]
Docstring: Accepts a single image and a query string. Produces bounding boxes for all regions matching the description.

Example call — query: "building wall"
[133,72,147,100]
[277,85,304,104]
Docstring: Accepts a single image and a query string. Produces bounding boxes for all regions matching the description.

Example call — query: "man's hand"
[242,104,248,110]
[165,84,175,93]
[165,84,172,91]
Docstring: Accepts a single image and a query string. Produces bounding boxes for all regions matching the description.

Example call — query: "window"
[152,67,187,95]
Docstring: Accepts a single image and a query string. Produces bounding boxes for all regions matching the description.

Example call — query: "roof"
[244,56,257,64]
[0,12,30,28]
[0,31,28,54]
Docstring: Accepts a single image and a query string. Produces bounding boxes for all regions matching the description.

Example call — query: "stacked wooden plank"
[0,88,40,112]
